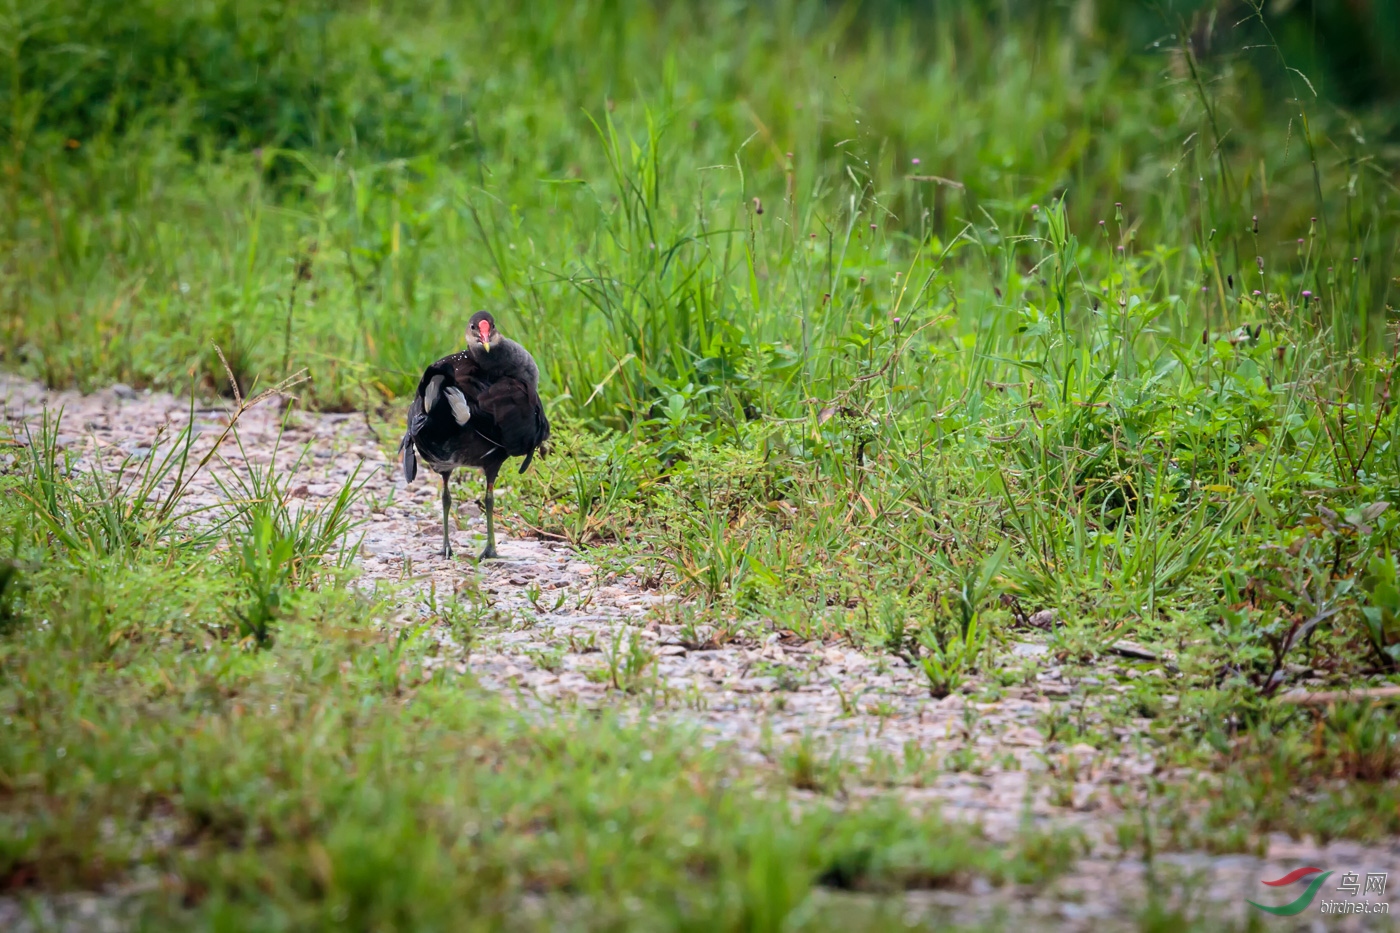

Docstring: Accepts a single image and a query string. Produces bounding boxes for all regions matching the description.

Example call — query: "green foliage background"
[5,0,1397,412]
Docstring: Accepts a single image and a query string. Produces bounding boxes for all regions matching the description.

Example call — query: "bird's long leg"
[480,470,499,560]
[440,470,453,559]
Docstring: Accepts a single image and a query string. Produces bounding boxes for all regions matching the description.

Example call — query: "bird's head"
[467,311,499,355]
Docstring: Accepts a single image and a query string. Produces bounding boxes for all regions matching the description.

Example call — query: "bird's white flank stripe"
[444,387,472,425]
[423,375,444,412]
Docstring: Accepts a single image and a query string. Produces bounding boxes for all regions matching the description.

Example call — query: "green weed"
[15,409,215,558]
[227,510,296,645]
[600,626,657,693]
[781,734,846,795]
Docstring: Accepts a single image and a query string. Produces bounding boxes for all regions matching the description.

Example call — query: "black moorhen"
[399,311,550,559]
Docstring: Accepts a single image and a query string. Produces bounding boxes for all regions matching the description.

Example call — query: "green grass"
[0,422,1073,930]
[5,0,1400,927]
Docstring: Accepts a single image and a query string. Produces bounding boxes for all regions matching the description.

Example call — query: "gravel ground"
[3,374,1398,931]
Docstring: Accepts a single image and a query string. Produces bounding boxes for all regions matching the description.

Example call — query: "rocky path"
[3,374,1398,931]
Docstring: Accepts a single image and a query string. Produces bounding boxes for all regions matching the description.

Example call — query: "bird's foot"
[442,543,453,560]
[477,545,499,561]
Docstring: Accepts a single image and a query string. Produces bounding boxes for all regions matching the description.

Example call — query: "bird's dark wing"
[523,393,551,472]
[473,376,548,471]
[445,353,491,398]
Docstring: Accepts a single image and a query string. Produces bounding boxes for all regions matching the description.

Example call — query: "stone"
[1002,726,1045,747]
[1109,640,1165,662]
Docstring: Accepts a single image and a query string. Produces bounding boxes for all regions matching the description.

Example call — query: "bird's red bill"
[478,320,490,343]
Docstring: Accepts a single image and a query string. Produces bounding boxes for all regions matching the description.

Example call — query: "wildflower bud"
[753,197,763,215]
[1252,215,1259,234]
[911,157,921,165]
[1256,256,1265,271]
